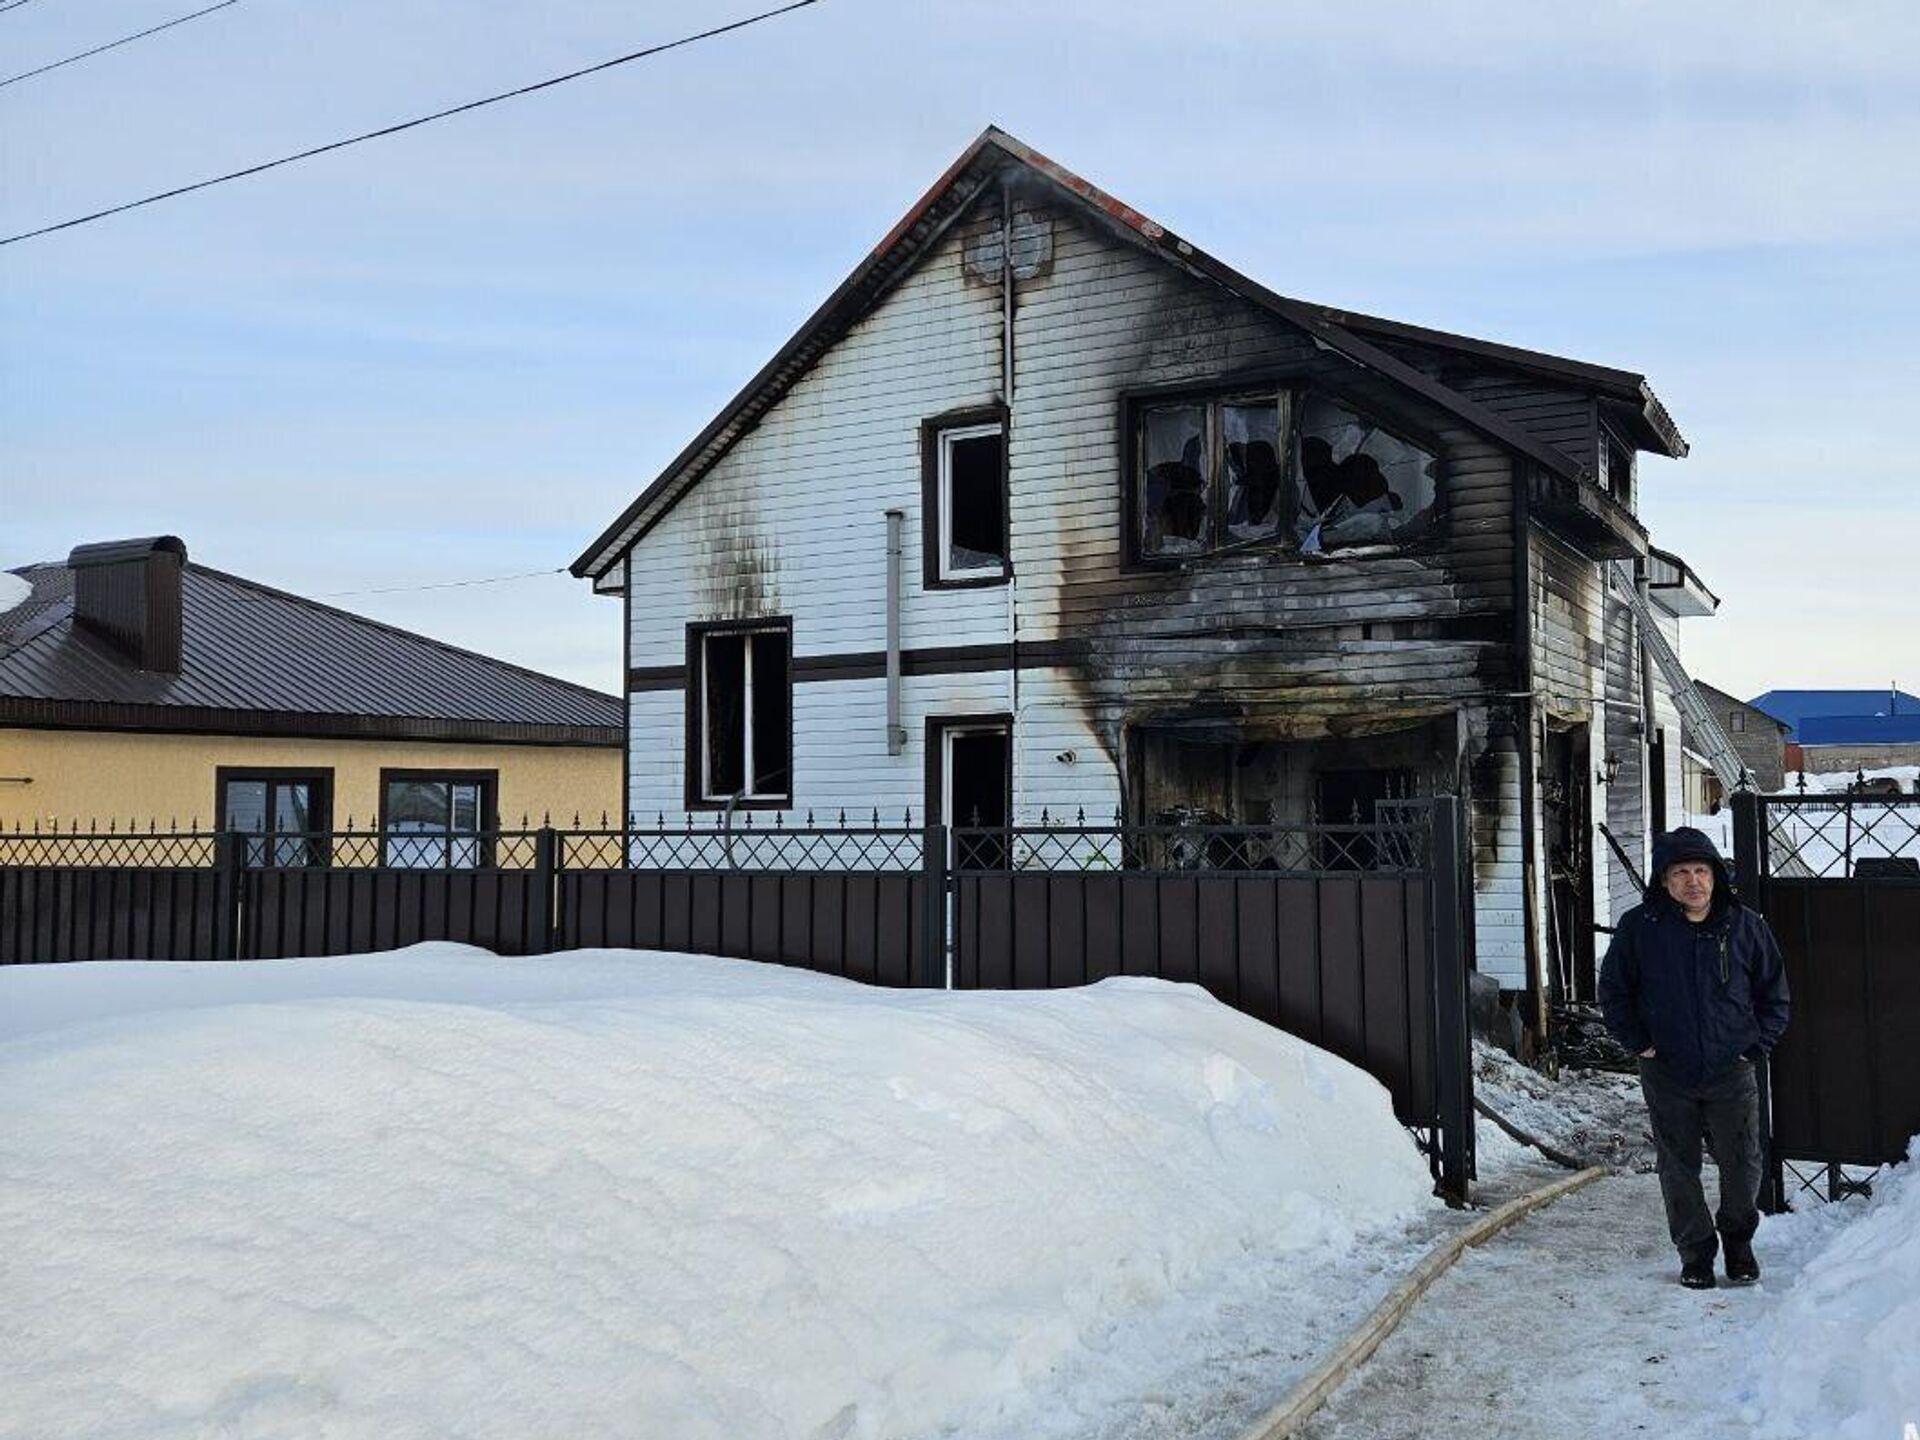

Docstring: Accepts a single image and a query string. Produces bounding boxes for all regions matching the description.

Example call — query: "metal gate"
[1733,791,1920,1205]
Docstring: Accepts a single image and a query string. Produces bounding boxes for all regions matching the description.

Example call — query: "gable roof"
[1,555,622,746]
[573,126,1679,580]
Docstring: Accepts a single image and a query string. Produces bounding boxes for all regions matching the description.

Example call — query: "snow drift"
[0,945,1435,1440]
[1747,1139,1920,1440]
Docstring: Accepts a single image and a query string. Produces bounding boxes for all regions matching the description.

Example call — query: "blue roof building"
[1749,689,1920,741]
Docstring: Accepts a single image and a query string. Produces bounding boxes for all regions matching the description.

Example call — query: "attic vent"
[68,535,186,674]
[965,211,1052,282]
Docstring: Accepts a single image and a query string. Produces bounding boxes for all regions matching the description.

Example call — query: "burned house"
[571,128,1722,1019]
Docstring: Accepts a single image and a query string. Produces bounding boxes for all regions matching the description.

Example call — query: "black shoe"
[1724,1237,1760,1286]
[1680,1257,1718,1289]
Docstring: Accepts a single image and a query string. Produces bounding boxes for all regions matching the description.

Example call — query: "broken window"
[1292,395,1437,552]
[1603,435,1634,507]
[938,422,1006,580]
[1136,393,1288,558]
[698,625,791,803]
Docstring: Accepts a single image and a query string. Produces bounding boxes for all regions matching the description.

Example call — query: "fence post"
[213,830,245,961]
[920,823,948,990]
[535,826,558,956]
[1730,791,1786,1212]
[1428,795,1473,1202]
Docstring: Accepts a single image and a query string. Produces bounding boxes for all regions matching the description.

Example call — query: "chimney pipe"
[68,536,186,674]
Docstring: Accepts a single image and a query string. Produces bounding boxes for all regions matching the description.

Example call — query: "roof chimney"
[68,536,187,674]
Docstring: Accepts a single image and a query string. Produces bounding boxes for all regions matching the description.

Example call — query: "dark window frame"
[920,404,1011,590]
[377,767,498,868]
[213,766,335,867]
[1118,371,1446,569]
[684,617,795,812]
[923,712,1014,826]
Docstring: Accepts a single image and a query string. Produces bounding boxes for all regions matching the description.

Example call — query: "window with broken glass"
[694,623,792,806]
[1132,388,1436,559]
[937,422,1007,581]
[1135,392,1288,559]
[1290,394,1438,552]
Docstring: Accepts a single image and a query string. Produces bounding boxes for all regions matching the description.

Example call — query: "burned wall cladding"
[690,504,781,623]
[1016,201,1520,798]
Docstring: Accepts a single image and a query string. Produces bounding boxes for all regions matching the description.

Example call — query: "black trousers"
[1638,1055,1763,1263]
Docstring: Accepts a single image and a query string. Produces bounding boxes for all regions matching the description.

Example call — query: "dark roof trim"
[0,694,622,747]
[574,126,1665,579]
[1323,310,1688,459]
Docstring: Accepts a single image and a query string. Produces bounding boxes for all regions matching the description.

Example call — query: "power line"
[1,0,239,90]
[1,0,822,247]
[314,567,568,600]
[0,0,47,16]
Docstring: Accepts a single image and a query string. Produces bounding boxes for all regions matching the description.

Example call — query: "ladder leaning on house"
[1605,563,1753,794]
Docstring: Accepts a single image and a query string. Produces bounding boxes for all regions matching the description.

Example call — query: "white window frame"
[936,421,1007,582]
[699,625,790,804]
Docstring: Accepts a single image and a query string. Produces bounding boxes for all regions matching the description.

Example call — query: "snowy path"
[1297,1169,1803,1440]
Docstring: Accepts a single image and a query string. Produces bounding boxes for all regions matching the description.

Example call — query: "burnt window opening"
[1293,395,1437,553]
[1315,767,1419,870]
[699,626,792,803]
[1135,393,1288,559]
[1603,434,1634,508]
[939,423,1007,579]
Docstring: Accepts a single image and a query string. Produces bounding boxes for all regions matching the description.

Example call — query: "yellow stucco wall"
[0,728,621,832]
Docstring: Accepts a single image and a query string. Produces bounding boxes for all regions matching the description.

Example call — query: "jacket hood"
[1646,826,1736,910]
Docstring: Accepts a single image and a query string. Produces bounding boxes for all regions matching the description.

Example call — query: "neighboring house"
[571,128,1720,1017]
[1750,688,1920,774]
[1691,682,1788,794]
[0,537,622,854]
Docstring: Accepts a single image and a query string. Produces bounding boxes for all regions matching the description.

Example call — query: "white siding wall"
[1474,733,1528,987]
[625,219,1008,667]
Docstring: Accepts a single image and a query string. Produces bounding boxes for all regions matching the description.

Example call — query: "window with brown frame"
[687,620,792,807]
[216,768,333,867]
[1134,391,1288,558]
[921,408,1009,587]
[380,769,495,868]
[1130,386,1437,561]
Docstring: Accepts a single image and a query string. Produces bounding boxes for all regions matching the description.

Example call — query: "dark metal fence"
[1733,792,1920,1207]
[951,803,1472,1190]
[1,800,1475,1196]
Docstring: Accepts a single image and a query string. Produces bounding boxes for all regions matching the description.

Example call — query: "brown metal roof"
[0,558,622,745]
[572,126,1684,579]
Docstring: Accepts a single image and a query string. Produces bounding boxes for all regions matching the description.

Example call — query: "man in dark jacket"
[1599,827,1791,1289]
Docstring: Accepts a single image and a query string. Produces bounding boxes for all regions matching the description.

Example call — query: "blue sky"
[3,0,1915,699]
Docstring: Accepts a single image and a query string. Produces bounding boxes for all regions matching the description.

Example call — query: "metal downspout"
[886,508,905,756]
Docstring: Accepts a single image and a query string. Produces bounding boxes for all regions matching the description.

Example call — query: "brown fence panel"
[1765,877,1920,1166]
[953,867,1435,1122]
[0,866,224,963]
[241,869,546,958]
[557,869,928,987]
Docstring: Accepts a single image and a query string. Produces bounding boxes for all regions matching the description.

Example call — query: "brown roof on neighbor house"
[0,543,623,746]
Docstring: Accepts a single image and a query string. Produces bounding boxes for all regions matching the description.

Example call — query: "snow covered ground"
[0,944,1440,1440]
[1307,1055,1920,1440]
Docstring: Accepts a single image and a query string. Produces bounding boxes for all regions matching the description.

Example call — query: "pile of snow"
[1783,766,1920,795]
[0,945,1436,1440]
[0,569,30,618]
[1745,1141,1920,1439]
